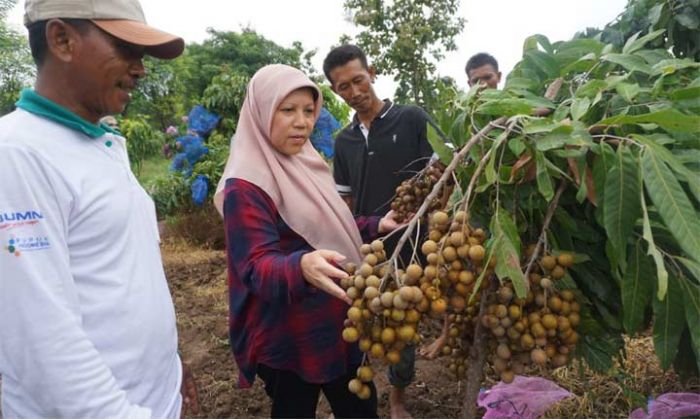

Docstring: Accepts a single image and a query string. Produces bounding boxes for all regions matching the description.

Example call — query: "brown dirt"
[163,241,698,419]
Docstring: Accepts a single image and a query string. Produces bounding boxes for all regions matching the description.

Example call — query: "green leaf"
[603,146,641,272]
[652,271,685,370]
[476,99,534,117]
[576,79,608,98]
[648,3,664,25]
[526,34,554,53]
[622,29,665,54]
[642,149,700,266]
[641,192,669,299]
[633,134,700,203]
[524,50,560,78]
[427,123,453,165]
[678,274,700,370]
[602,53,652,74]
[571,97,591,121]
[491,209,527,298]
[535,150,554,201]
[622,241,654,334]
[669,86,700,110]
[599,109,700,133]
[616,82,641,102]
[651,58,700,76]
[676,11,700,29]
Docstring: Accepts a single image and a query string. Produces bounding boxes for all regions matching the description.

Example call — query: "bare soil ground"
[167,241,699,418]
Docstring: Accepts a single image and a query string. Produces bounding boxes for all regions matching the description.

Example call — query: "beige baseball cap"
[24,0,185,59]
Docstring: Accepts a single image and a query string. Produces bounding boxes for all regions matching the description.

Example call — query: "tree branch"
[380,116,508,289]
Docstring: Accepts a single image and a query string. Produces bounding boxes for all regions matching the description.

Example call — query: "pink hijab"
[213,64,363,264]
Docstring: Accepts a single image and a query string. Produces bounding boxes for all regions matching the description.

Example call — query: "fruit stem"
[460,118,519,213]
[380,116,508,289]
[523,181,567,279]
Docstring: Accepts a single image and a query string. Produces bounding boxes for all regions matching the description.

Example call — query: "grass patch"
[136,156,171,186]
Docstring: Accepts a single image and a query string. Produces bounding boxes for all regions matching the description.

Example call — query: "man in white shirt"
[0,0,197,417]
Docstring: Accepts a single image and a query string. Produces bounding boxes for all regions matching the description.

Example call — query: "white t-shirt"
[0,108,181,418]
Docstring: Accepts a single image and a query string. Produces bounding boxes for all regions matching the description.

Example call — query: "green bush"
[121,116,165,176]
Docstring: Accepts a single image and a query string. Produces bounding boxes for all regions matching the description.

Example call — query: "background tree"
[0,0,33,115]
[343,0,464,109]
[576,0,700,61]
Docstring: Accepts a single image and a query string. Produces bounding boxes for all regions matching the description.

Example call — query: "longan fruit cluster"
[341,240,428,397]
[483,251,580,384]
[417,210,492,318]
[391,164,445,222]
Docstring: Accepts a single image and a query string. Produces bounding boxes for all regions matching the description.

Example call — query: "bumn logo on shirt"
[1,211,43,222]
[0,211,44,231]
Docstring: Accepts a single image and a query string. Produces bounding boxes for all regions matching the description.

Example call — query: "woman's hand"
[378,210,407,233]
[300,250,352,304]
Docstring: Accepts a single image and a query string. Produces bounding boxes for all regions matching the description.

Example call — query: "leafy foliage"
[0,0,33,115]
[343,0,464,107]
[120,117,166,176]
[431,27,699,375]
[576,0,700,61]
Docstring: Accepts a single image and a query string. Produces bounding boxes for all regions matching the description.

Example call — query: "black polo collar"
[351,99,394,129]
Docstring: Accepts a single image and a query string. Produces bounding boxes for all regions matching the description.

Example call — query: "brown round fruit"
[357,366,374,382]
[348,378,363,394]
[432,211,449,225]
[342,327,359,342]
[500,370,515,384]
[557,253,574,267]
[468,245,486,262]
[531,348,547,365]
[421,240,438,255]
[540,255,557,270]
[370,240,384,252]
[551,265,566,279]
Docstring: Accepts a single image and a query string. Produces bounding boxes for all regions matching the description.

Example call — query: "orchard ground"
[164,239,699,419]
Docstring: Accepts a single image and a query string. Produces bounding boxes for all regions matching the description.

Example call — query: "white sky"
[7,0,627,97]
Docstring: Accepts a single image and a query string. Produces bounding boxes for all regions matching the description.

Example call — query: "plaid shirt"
[223,178,379,387]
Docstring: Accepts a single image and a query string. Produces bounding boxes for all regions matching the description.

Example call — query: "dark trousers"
[257,364,378,419]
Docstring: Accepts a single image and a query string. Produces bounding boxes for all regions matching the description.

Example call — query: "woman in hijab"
[213,64,400,419]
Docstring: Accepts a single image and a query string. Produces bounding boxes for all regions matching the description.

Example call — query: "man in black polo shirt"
[323,44,433,419]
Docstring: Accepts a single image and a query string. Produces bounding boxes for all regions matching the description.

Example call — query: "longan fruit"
[421,240,438,255]
[430,298,448,315]
[501,370,515,384]
[497,343,512,360]
[370,240,384,252]
[357,366,374,382]
[357,384,372,400]
[468,245,486,262]
[347,307,362,322]
[551,265,566,279]
[370,343,385,359]
[432,211,449,225]
[348,378,363,394]
[365,274,381,288]
[364,253,378,266]
[531,348,547,365]
[360,244,372,255]
[342,327,359,342]
[540,255,557,270]
[386,350,401,365]
[557,253,574,267]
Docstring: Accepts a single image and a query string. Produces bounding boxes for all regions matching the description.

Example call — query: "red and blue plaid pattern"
[223,178,379,387]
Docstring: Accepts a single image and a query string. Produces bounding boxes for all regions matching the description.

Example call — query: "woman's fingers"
[301,250,352,304]
[316,276,352,304]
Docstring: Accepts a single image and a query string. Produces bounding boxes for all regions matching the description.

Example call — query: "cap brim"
[92,19,184,59]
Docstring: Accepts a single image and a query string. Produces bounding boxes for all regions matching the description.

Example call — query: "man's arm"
[0,146,150,418]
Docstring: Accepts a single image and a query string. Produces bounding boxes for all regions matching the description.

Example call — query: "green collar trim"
[16,89,120,138]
